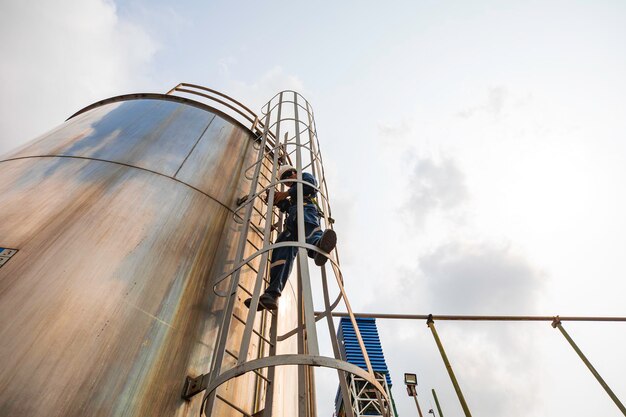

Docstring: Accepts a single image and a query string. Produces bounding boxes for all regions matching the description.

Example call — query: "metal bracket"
[181,373,210,400]
[0,248,18,269]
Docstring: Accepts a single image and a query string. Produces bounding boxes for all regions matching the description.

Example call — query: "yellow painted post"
[432,388,444,417]
[552,317,626,416]
[426,315,472,417]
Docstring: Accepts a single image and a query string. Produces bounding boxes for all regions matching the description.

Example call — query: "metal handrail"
[166,83,277,144]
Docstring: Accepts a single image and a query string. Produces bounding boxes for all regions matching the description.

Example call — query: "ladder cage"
[170,86,391,417]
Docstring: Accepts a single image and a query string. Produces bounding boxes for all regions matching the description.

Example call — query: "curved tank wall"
[0,96,298,416]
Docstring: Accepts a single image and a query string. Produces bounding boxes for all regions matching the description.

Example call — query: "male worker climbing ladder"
[245,165,337,311]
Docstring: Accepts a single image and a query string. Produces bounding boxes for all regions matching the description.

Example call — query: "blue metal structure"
[335,318,397,416]
[338,318,392,386]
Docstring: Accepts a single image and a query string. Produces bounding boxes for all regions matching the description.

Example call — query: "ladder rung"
[216,394,254,417]
[224,350,271,383]
[252,205,269,222]
[238,283,253,296]
[248,224,265,238]
[232,314,275,346]
[225,348,239,360]
[258,170,271,183]
[244,261,259,275]
[236,275,271,295]
[246,238,260,251]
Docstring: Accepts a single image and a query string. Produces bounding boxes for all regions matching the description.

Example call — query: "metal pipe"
[413,395,424,417]
[432,389,444,417]
[552,318,626,415]
[427,317,473,417]
[322,312,626,322]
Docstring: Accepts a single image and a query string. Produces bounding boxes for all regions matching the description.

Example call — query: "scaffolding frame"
[325,312,626,417]
[343,372,395,417]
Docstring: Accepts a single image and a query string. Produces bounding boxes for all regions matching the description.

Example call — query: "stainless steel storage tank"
[0,92,297,416]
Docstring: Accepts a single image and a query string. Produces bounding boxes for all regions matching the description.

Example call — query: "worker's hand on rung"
[274,191,289,204]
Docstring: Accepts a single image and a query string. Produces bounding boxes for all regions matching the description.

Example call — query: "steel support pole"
[426,316,472,417]
[321,269,355,417]
[412,395,424,417]
[432,389,444,417]
[552,318,626,416]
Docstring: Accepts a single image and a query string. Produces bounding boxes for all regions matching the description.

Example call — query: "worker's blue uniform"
[265,172,323,297]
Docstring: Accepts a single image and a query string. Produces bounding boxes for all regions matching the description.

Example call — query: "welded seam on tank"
[0,155,234,213]
[173,113,216,178]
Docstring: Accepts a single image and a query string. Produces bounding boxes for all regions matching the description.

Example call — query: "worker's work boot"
[314,229,337,266]
[244,292,279,311]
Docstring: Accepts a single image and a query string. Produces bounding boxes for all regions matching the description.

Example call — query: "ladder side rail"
[305,102,337,269]
[285,92,310,417]
[301,95,321,417]
[296,262,307,417]
[262,105,288,416]
[237,94,285,364]
[261,308,280,417]
[307,105,333,226]
[292,92,320,357]
[202,102,274,416]
[306,342,317,417]
[252,267,273,415]
[276,255,344,342]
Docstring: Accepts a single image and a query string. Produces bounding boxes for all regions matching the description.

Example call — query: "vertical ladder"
[179,90,392,417]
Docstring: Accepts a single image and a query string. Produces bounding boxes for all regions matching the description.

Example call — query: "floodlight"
[404,373,417,386]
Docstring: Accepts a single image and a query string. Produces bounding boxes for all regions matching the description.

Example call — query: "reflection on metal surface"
[0,86,388,417]
[0,93,296,417]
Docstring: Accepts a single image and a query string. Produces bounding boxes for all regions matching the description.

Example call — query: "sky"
[2,1,626,416]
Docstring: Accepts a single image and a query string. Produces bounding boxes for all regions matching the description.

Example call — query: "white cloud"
[420,240,543,314]
[218,56,237,77]
[457,86,508,119]
[377,118,413,140]
[403,155,469,228]
[226,66,308,111]
[0,0,158,155]
[373,239,545,417]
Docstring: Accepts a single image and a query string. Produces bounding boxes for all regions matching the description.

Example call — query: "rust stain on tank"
[0,95,297,417]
